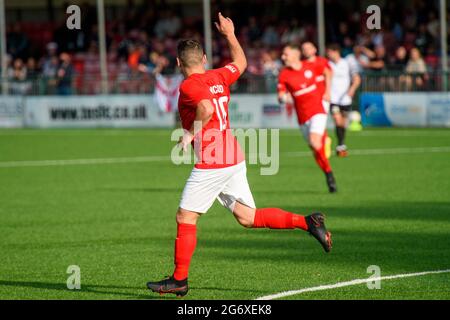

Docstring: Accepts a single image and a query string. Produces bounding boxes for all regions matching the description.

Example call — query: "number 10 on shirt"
[213,96,228,131]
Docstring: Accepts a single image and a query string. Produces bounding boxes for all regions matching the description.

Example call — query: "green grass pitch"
[0,127,449,300]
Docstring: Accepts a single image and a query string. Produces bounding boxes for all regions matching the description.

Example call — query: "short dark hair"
[284,43,301,51]
[177,39,204,67]
[326,43,341,52]
[302,41,318,48]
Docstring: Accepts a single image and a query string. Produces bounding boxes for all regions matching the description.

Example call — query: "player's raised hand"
[214,12,235,38]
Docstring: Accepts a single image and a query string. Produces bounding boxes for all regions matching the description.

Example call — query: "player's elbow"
[198,100,215,119]
[235,58,247,74]
[204,103,215,117]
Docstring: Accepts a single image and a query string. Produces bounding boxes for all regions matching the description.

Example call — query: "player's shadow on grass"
[190,286,266,294]
[99,186,325,196]
[0,280,165,300]
[99,186,182,194]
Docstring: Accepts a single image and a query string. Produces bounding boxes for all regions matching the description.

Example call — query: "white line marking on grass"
[0,156,169,168]
[284,146,450,157]
[255,269,450,300]
[1,146,450,168]
[280,130,450,137]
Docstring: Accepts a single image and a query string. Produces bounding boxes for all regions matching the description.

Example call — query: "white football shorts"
[179,161,256,214]
[300,113,328,141]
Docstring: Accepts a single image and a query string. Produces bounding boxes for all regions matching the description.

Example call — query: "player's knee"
[176,208,199,225]
[233,204,255,228]
[237,216,254,228]
[310,139,322,152]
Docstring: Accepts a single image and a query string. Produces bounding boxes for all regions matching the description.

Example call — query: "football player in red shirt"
[302,41,333,159]
[301,42,332,105]
[278,43,337,193]
[147,13,332,297]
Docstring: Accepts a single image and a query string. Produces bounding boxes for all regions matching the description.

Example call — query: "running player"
[146,13,332,297]
[326,43,361,157]
[301,42,332,111]
[302,42,333,158]
[278,43,337,193]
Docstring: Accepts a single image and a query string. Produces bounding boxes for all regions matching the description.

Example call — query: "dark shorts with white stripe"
[331,104,352,115]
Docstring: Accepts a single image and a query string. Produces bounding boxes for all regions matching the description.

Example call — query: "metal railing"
[360,71,450,92]
[1,71,449,96]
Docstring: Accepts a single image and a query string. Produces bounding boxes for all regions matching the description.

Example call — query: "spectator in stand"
[426,11,440,40]
[415,23,434,55]
[8,58,30,94]
[389,46,408,71]
[248,16,262,43]
[405,47,428,90]
[388,46,408,90]
[424,45,439,71]
[261,50,282,92]
[154,9,182,39]
[261,25,280,48]
[366,46,387,72]
[26,57,39,79]
[7,24,30,60]
[42,54,60,95]
[56,53,74,95]
[8,58,27,81]
[281,18,305,45]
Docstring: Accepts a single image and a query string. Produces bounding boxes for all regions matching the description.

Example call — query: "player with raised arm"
[326,43,361,157]
[146,13,332,297]
[278,44,337,193]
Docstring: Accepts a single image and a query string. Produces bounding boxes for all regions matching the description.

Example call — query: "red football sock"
[313,133,332,174]
[173,223,197,281]
[253,208,308,231]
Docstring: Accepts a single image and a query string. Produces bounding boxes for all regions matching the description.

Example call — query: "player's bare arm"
[178,99,215,152]
[323,67,332,102]
[215,12,247,74]
[347,73,361,98]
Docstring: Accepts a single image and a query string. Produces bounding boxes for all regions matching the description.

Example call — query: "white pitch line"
[284,146,450,157]
[0,155,169,168]
[1,146,450,168]
[255,269,450,300]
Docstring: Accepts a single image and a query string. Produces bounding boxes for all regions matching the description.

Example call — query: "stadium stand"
[1,0,449,95]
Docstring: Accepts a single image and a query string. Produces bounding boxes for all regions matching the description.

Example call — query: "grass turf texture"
[0,128,449,300]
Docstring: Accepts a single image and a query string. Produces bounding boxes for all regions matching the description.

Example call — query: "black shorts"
[331,104,352,115]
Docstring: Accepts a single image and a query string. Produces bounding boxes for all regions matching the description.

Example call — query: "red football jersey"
[278,64,326,124]
[303,56,330,97]
[178,63,244,169]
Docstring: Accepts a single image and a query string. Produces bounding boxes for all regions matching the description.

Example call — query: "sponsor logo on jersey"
[304,69,313,79]
[209,85,224,94]
[225,64,237,73]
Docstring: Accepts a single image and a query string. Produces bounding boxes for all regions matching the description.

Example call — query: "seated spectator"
[404,47,428,90]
